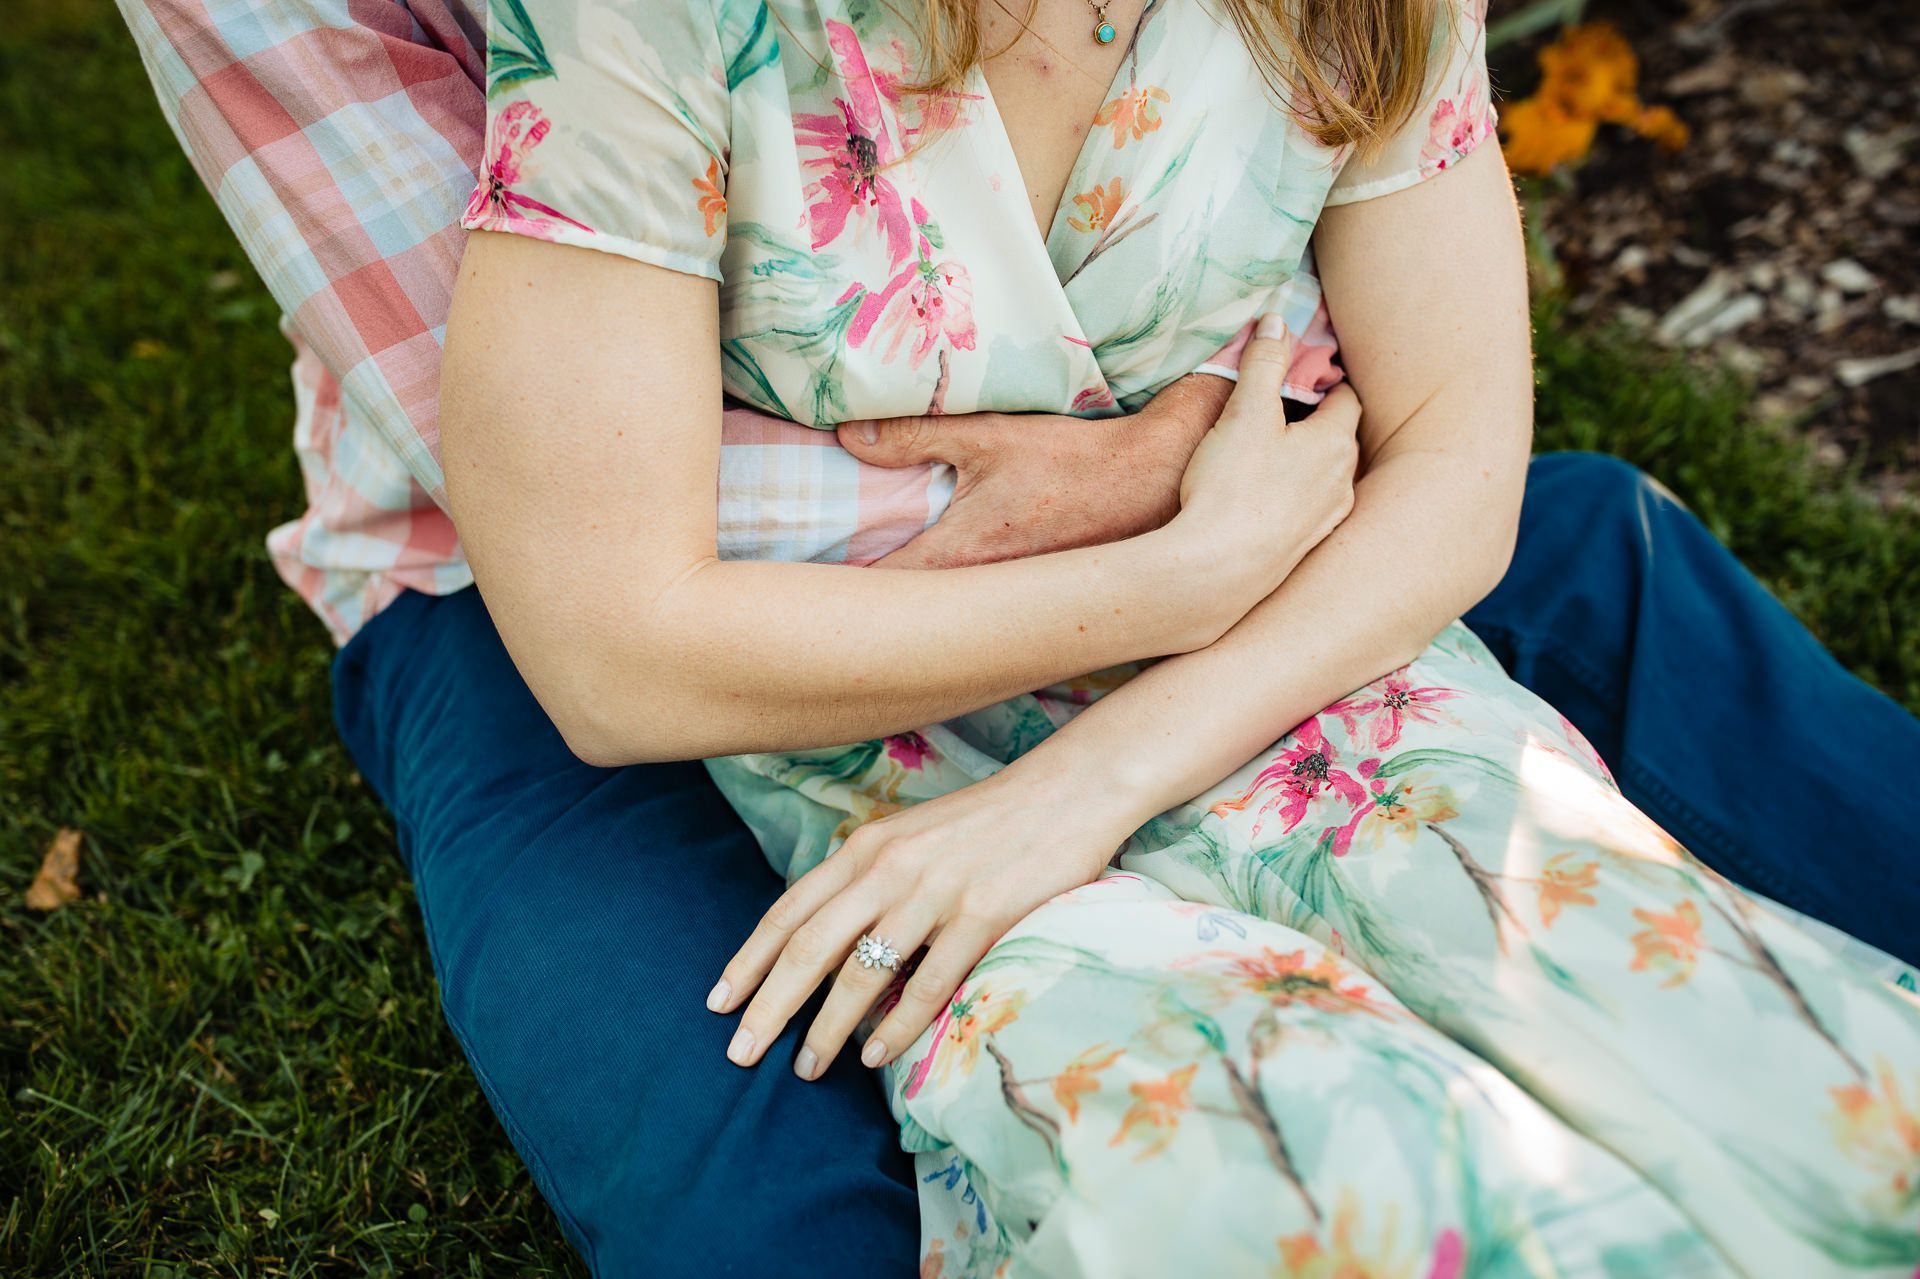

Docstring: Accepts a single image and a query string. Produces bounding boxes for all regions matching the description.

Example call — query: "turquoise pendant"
[1095,20,1116,42]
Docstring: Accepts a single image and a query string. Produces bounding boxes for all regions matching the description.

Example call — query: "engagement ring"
[854,934,902,972]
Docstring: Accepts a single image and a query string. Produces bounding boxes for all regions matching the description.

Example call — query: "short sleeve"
[461,0,731,280]
[1323,0,1495,207]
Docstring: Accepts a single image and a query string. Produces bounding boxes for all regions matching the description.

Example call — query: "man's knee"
[1519,452,1670,569]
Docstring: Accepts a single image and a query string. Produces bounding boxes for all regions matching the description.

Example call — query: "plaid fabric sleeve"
[119,0,486,503]
[113,0,941,642]
[117,0,488,638]
[114,0,1339,639]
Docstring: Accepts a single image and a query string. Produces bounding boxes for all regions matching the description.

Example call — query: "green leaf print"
[486,0,555,97]
[1372,747,1521,790]
[1723,1148,1920,1270]
[1261,827,1406,970]
[720,221,865,424]
[720,340,794,419]
[758,738,885,790]
[724,1,781,90]
[1525,942,1610,1016]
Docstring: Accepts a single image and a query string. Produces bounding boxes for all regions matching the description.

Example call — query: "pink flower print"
[1326,675,1461,750]
[1421,81,1495,178]
[885,731,933,770]
[1072,384,1118,412]
[1208,718,1367,839]
[848,244,976,370]
[465,101,593,237]
[792,22,913,262]
[1428,1228,1466,1279]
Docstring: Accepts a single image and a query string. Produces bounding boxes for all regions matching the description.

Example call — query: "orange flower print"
[1825,1056,1920,1203]
[1052,1042,1125,1121]
[1092,85,1170,149]
[1111,1062,1196,1158]
[693,155,726,237]
[1066,177,1127,234]
[1628,899,1704,988]
[1273,1191,1442,1279]
[1221,947,1386,1017]
[1537,852,1599,928]
[903,984,1028,1098]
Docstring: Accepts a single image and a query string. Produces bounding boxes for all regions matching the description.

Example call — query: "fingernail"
[860,1037,887,1068]
[855,420,879,445]
[705,979,731,1012]
[726,1026,755,1065]
[1255,312,1288,340]
[794,1046,819,1080]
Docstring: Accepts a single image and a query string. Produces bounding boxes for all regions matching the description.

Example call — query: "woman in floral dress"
[442,0,1920,1273]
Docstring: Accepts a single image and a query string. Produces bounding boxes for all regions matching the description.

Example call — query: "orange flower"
[1222,947,1385,1017]
[1091,85,1170,149]
[1537,22,1640,120]
[1537,852,1599,927]
[1498,96,1599,177]
[1826,1057,1920,1199]
[1110,1062,1196,1158]
[1628,898,1704,987]
[1051,1042,1125,1121]
[1066,177,1127,234]
[1498,22,1685,176]
[693,155,726,237]
[1632,104,1690,152]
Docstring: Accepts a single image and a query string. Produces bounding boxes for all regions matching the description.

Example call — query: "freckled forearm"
[1008,400,1530,828]
[552,518,1279,762]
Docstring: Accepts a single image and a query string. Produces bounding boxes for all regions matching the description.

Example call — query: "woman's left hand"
[707,759,1137,1079]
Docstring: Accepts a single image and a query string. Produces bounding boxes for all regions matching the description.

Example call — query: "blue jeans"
[331,452,1920,1277]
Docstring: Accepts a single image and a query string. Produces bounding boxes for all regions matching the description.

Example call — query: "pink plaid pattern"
[117,0,1339,643]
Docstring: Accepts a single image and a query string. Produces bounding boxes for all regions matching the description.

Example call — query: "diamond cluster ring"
[854,934,902,972]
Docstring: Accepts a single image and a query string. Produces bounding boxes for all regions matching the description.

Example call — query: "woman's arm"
[1006,140,1533,836]
[440,232,1355,765]
[712,142,1530,1077]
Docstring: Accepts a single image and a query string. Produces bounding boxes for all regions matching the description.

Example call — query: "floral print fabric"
[717,628,1920,1277]
[464,0,1490,422]
[471,0,1920,1275]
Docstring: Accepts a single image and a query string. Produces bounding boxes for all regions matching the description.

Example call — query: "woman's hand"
[1173,323,1362,588]
[706,758,1128,1079]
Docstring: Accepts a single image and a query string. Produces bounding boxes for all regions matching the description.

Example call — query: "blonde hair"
[905,0,1437,156]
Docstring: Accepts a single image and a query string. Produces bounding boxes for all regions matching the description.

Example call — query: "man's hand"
[835,374,1235,569]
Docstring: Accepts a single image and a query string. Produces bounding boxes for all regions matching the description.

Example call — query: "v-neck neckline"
[968,0,1167,263]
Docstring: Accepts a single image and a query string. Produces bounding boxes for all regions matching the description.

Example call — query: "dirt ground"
[1493,0,1920,505]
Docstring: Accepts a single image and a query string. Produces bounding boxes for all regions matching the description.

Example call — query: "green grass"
[0,2,1914,1277]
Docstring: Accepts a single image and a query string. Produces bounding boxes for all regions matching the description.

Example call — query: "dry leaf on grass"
[25,827,84,911]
